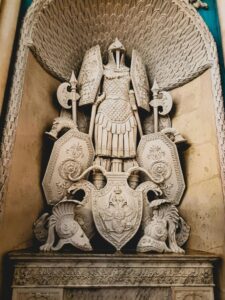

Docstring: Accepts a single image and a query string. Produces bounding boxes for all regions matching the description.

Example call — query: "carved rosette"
[42,128,94,205]
[137,133,185,205]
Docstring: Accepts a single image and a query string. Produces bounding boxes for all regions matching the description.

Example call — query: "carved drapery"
[0,0,224,220]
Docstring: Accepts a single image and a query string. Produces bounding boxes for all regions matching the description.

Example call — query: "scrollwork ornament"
[149,160,172,182]
[58,159,82,180]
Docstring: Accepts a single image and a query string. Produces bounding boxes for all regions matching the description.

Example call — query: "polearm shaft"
[70,71,78,126]
[89,91,106,138]
[150,80,160,133]
[129,90,143,137]
[153,104,158,133]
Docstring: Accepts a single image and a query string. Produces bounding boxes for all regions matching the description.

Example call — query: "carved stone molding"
[13,265,213,287]
[172,287,214,300]
[9,251,217,288]
[12,288,63,300]
[0,0,225,222]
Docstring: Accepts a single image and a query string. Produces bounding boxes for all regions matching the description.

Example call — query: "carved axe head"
[56,71,80,110]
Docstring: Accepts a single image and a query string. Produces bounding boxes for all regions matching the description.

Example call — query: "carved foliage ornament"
[13,264,213,286]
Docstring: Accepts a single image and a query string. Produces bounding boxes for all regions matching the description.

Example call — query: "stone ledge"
[9,250,219,288]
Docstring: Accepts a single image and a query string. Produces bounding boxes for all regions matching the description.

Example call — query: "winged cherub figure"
[78,38,150,189]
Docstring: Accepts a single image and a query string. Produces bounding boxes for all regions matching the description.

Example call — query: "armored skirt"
[94,70,138,171]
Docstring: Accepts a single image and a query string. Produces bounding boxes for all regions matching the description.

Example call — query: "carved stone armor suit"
[75,38,151,189]
[95,56,138,173]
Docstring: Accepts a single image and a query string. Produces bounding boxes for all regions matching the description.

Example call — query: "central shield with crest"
[92,173,143,250]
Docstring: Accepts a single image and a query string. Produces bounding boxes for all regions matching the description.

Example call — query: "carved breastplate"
[103,68,130,101]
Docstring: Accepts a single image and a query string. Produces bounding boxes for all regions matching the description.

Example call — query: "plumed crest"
[53,200,82,219]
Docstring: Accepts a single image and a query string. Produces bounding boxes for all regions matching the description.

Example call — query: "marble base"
[9,250,218,300]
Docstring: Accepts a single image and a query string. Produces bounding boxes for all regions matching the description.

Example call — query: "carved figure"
[35,39,191,253]
[45,116,75,140]
[137,199,190,253]
[78,38,149,189]
[92,171,143,251]
[100,187,136,234]
[39,199,92,252]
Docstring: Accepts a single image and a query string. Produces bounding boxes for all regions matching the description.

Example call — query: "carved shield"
[130,49,150,112]
[137,133,185,205]
[42,129,94,205]
[92,173,143,250]
[78,45,103,106]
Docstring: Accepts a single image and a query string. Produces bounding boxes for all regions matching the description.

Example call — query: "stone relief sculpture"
[39,200,92,252]
[34,39,190,253]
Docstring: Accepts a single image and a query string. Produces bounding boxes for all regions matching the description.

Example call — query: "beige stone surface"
[180,177,225,252]
[171,70,225,253]
[172,69,225,300]
[0,51,59,297]
[171,71,218,146]
[184,142,221,186]
[0,0,21,114]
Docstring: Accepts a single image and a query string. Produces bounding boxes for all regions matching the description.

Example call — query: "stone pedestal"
[8,250,218,300]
